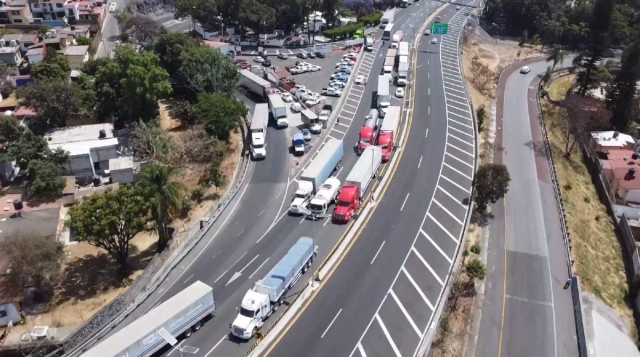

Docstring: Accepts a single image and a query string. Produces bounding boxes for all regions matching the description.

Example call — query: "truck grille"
[233,326,245,336]
[334,214,343,220]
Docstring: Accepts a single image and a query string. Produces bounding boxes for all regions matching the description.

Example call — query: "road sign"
[431,23,448,35]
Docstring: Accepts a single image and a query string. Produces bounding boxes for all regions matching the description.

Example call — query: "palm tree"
[546,45,565,70]
[138,164,187,251]
[541,66,553,88]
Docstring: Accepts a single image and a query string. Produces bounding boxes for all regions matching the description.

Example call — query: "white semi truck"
[240,69,272,99]
[380,10,394,28]
[250,103,269,160]
[268,94,288,128]
[232,237,317,340]
[308,177,341,215]
[397,62,409,86]
[377,75,391,117]
[81,281,215,357]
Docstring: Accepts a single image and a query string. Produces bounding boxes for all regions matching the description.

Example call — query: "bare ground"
[0,101,243,341]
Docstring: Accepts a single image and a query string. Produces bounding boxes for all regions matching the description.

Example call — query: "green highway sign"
[431,23,448,35]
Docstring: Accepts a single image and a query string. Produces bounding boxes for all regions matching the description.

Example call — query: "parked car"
[277,53,288,59]
[520,66,531,74]
[262,59,272,67]
[330,73,349,80]
[395,87,405,98]
[254,56,265,63]
[306,96,321,106]
[281,92,293,102]
[307,52,316,59]
[456,5,461,9]
[309,121,322,134]
[296,89,311,100]
[329,80,346,89]
[290,84,306,94]
[354,75,365,85]
[308,65,321,72]
[290,67,305,74]
[315,52,326,58]
[322,87,342,97]
[297,52,308,59]
[336,67,352,74]
[302,128,312,141]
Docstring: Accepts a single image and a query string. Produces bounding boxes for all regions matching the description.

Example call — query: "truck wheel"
[278,297,284,306]
[193,321,202,331]
[307,259,312,268]
[302,264,308,273]
[272,304,278,313]
[184,328,193,338]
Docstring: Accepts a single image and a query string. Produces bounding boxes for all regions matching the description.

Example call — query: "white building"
[45,123,118,178]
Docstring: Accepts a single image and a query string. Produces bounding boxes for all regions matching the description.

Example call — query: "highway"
[474,59,578,356]
[262,3,478,356]
[79,2,448,357]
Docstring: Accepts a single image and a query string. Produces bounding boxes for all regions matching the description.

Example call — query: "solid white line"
[395,190,408,210]
[444,162,473,180]
[183,274,194,284]
[239,254,260,273]
[344,101,358,108]
[357,343,368,357]
[375,314,402,357]
[337,166,344,176]
[336,122,350,128]
[204,337,226,357]
[418,155,423,169]
[447,99,471,111]
[449,118,474,129]
[412,246,445,285]
[441,62,459,71]
[445,90,467,101]
[371,241,386,264]
[332,127,346,135]
[389,289,421,336]
[402,266,435,310]
[321,309,343,339]
[420,229,453,263]
[438,185,466,207]
[214,268,229,283]
[232,251,248,268]
[441,64,460,74]
[446,152,474,168]
[168,340,184,356]
[443,76,463,85]
[444,82,466,92]
[248,257,270,279]
[448,133,474,146]
[441,174,471,193]
[427,212,459,243]
[447,143,474,157]
[299,216,306,224]
[434,199,463,225]
[426,128,429,138]
[342,109,356,115]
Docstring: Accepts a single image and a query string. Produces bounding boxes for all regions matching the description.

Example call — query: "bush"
[359,11,382,27]
[191,186,205,202]
[466,258,486,280]
[470,243,481,254]
[323,22,364,39]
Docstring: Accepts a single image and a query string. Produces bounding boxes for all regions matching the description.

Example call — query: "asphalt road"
[474,59,578,356]
[79,3,444,357]
[263,3,479,356]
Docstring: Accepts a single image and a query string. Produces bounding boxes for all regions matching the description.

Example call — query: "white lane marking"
[443,75,463,84]
[299,216,306,224]
[428,72,430,79]
[248,257,270,279]
[371,241,386,265]
[226,254,261,286]
[390,289,421,336]
[332,127,346,135]
[211,250,221,260]
[357,343,368,357]
[342,108,356,116]
[449,118,474,129]
[433,199,463,225]
[444,162,473,180]
[168,340,184,356]
[446,152,474,168]
[445,90,468,101]
[447,99,471,112]
[441,174,471,193]
[402,266,434,310]
[448,110,471,120]
[412,246,445,285]
[239,254,259,274]
[444,83,466,93]
[418,155,423,169]
[425,128,429,138]
[321,309,343,339]
[420,229,453,263]
[328,134,340,140]
[448,133,474,146]
[213,251,247,283]
[400,193,410,211]
[428,106,431,115]
[183,274,194,284]
[428,87,430,96]
[258,209,265,216]
[447,143,474,157]
[427,212,459,243]
[375,314,402,357]
[323,216,331,227]
[506,295,554,307]
[204,337,226,357]
[438,185,466,207]
[236,229,245,237]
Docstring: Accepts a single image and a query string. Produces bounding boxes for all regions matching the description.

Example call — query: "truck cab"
[251,132,266,160]
[332,186,360,223]
[292,132,305,156]
[358,110,378,154]
[378,132,394,162]
[232,290,271,340]
[289,181,313,214]
[308,177,341,215]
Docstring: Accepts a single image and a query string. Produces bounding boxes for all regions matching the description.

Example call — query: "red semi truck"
[377,106,401,162]
[333,146,382,223]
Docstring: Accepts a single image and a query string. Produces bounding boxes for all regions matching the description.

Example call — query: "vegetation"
[67,187,152,268]
[472,163,510,214]
[30,51,71,82]
[26,160,66,198]
[606,40,640,130]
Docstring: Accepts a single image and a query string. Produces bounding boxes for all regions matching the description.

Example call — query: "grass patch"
[543,77,634,334]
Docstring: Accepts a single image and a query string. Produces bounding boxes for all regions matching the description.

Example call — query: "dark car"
[262,59,272,67]
[315,52,326,58]
[307,52,316,59]
[297,52,308,59]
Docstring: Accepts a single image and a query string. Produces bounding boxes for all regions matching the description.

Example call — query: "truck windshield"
[337,200,350,207]
[240,307,256,317]
[308,203,323,211]
[295,193,307,199]
[253,143,264,149]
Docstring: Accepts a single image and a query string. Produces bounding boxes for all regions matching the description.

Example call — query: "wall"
[623,189,640,205]
[66,53,87,70]
[111,169,134,183]
[61,154,93,176]
[90,145,117,163]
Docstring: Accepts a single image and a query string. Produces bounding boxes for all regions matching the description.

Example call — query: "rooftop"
[0,46,19,54]
[601,149,640,190]
[109,157,133,171]
[203,40,229,49]
[1,34,36,42]
[61,45,89,56]
[25,47,44,56]
[45,124,118,156]
[592,131,635,149]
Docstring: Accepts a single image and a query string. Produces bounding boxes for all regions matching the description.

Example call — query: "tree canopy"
[26,160,66,198]
[472,164,511,214]
[194,93,247,142]
[606,40,640,130]
[178,45,240,95]
[30,50,71,82]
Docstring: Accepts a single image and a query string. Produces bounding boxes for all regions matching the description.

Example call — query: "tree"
[76,36,92,46]
[30,52,71,82]
[178,45,240,95]
[519,29,528,46]
[26,160,66,198]
[546,45,565,70]
[239,0,276,35]
[194,93,247,142]
[121,14,161,44]
[152,29,200,77]
[466,259,486,280]
[555,94,610,157]
[476,106,486,132]
[67,187,152,268]
[0,235,64,302]
[130,120,182,165]
[175,0,220,29]
[606,40,640,131]
[322,0,340,28]
[170,100,197,127]
[472,163,510,214]
[345,0,374,16]
[541,66,553,88]
[9,130,52,170]
[137,164,187,251]
[17,79,89,129]
[578,0,615,96]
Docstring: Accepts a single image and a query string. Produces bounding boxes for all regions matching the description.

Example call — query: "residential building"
[60,44,88,69]
[0,0,32,25]
[591,130,635,154]
[1,33,37,53]
[25,45,44,65]
[45,123,119,177]
[29,0,68,21]
[0,42,21,66]
[599,148,640,204]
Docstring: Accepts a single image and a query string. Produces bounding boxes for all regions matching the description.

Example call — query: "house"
[591,131,635,154]
[25,45,45,65]
[29,0,69,21]
[1,33,37,53]
[44,123,119,178]
[60,45,88,69]
[203,40,235,57]
[0,0,32,25]
[599,148,640,204]
[109,156,135,183]
[0,42,21,66]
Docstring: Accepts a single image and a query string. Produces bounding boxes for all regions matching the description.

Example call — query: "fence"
[45,142,252,357]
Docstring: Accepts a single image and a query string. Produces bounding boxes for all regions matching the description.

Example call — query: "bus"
[391,30,403,48]
[382,23,394,41]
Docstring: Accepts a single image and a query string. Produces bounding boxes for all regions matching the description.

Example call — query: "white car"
[308,65,321,72]
[306,96,321,107]
[251,65,262,72]
[520,66,531,74]
[330,81,346,89]
[254,56,265,63]
[322,87,342,97]
[291,102,302,113]
[290,85,306,94]
[301,91,318,101]
[281,92,293,102]
[354,75,365,85]
[309,121,322,134]
[290,67,305,74]
[431,38,438,44]
[395,87,405,98]
[109,2,117,12]
[456,5,461,9]
[277,53,288,59]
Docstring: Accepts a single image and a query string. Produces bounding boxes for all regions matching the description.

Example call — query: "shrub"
[470,243,481,254]
[191,186,205,202]
[466,258,486,280]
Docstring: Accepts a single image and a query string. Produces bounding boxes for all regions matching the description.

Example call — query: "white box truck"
[268,94,288,128]
[250,103,268,160]
[81,281,215,357]
[397,62,409,86]
[380,10,394,28]
[398,41,409,57]
[377,75,391,116]
[232,237,316,339]
[383,57,394,76]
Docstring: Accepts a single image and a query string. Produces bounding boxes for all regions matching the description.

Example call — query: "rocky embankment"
[127,0,175,15]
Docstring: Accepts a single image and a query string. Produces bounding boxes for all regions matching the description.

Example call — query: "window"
[56,3,62,7]
[32,4,39,8]
[13,19,22,23]
[93,162,101,171]
[56,11,64,17]
[10,10,20,15]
